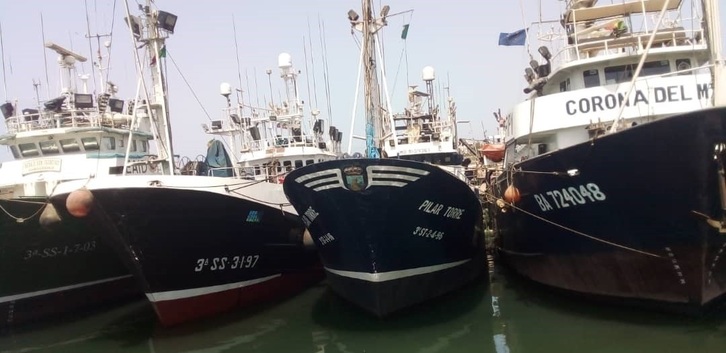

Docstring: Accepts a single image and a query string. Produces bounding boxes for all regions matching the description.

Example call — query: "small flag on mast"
[150,45,167,66]
[498,29,527,46]
[401,24,410,40]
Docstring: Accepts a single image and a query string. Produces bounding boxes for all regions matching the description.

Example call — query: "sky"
[1,0,725,162]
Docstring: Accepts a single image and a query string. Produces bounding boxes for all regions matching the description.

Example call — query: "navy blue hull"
[0,198,138,328]
[283,158,486,316]
[491,107,726,310]
[51,186,324,326]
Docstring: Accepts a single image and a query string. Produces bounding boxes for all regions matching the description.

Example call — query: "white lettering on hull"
[533,183,607,212]
[418,200,465,219]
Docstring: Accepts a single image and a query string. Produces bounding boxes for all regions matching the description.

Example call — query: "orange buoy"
[66,188,95,218]
[503,185,521,204]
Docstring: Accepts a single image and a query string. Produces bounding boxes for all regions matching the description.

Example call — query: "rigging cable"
[0,21,6,101]
[84,0,98,91]
[165,49,235,156]
[40,13,51,99]
[105,0,119,87]
[391,11,413,100]
[518,0,532,57]
[319,16,334,126]
[232,16,244,100]
[306,17,319,109]
[303,35,313,120]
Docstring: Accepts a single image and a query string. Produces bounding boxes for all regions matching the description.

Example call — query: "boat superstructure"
[205,53,342,181]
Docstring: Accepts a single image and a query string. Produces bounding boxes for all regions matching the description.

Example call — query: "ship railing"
[3,108,136,134]
[394,119,453,145]
[235,165,290,184]
[206,166,250,179]
[548,26,703,70]
[271,135,322,149]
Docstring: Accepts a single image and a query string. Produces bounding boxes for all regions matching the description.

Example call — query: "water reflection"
[1,259,725,353]
[148,278,492,353]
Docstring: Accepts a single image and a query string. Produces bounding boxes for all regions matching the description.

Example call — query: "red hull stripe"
[145,274,281,302]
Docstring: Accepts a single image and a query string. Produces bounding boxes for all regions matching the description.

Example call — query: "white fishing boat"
[204,52,341,182]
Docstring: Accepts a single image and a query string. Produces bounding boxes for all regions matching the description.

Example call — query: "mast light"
[157,11,178,33]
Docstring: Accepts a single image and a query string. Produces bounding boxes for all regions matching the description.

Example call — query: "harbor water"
[2,260,725,353]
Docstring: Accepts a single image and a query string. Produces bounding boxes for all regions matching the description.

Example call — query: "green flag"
[401,24,410,40]
[159,45,167,58]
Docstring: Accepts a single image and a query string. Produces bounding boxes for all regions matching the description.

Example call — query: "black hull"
[52,185,323,326]
[0,198,138,328]
[283,158,486,316]
[491,107,726,311]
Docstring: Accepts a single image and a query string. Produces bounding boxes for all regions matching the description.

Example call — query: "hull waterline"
[52,180,324,326]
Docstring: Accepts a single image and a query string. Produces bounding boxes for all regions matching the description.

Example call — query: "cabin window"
[295,160,303,168]
[59,138,81,152]
[606,61,670,84]
[119,138,125,148]
[18,143,40,157]
[139,140,148,152]
[102,136,116,151]
[283,160,292,171]
[605,65,635,84]
[131,139,137,152]
[254,165,261,175]
[640,60,670,77]
[305,159,314,165]
[583,69,600,88]
[81,137,99,151]
[9,145,20,159]
[39,140,60,155]
[559,78,571,92]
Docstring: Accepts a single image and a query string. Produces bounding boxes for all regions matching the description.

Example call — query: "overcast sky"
[1,0,725,161]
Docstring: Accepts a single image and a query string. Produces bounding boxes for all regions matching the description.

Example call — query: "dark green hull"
[0,198,139,327]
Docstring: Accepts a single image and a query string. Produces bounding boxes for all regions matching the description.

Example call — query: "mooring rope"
[482,190,664,259]
[0,202,46,223]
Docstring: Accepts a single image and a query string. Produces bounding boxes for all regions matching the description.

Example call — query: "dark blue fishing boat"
[283,0,485,316]
[489,0,726,311]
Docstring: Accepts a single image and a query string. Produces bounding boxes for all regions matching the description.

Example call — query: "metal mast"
[702,0,725,106]
[349,0,389,158]
[124,0,177,174]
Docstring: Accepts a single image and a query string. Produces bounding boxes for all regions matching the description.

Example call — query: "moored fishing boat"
[489,0,726,311]
[283,0,486,316]
[0,37,151,326]
[50,3,337,326]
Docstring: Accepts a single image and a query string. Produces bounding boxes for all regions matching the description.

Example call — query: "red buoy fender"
[66,188,95,218]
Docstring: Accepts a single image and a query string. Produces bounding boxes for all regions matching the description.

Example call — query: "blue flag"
[498,29,527,46]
